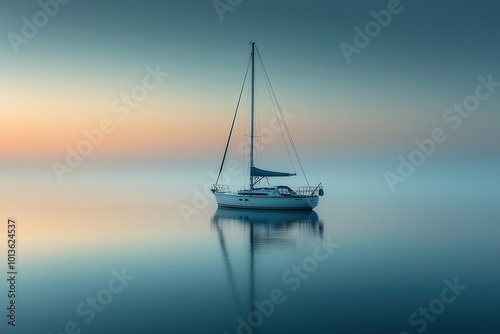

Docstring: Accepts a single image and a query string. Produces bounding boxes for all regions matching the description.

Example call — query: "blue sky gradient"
[1,0,499,162]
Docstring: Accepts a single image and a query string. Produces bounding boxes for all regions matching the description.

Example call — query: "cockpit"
[276,186,297,196]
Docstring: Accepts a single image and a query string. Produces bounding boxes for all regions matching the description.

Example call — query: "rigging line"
[254,69,260,167]
[243,68,251,188]
[255,47,296,174]
[257,82,263,168]
[255,45,310,187]
[215,55,252,186]
[243,71,251,137]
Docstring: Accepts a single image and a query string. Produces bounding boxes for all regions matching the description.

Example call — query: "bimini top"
[250,167,296,177]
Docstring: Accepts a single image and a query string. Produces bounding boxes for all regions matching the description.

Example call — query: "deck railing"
[212,184,324,197]
[211,184,235,194]
[295,184,323,196]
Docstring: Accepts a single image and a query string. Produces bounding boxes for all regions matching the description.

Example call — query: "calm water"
[2,158,499,333]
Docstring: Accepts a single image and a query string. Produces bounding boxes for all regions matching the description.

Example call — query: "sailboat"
[211,41,324,210]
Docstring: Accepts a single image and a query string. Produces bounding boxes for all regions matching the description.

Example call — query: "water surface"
[1,158,499,333]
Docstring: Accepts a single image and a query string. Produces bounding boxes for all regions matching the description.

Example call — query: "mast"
[250,41,255,189]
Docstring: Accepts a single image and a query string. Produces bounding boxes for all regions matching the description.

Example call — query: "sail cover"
[251,167,296,177]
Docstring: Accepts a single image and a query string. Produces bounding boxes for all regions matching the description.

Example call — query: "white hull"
[214,192,318,210]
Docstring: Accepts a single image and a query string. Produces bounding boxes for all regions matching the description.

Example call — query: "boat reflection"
[211,208,324,330]
[212,208,324,239]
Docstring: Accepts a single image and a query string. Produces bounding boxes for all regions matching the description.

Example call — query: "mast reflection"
[211,208,324,330]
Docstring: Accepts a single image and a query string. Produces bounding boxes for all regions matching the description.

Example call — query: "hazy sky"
[1,0,499,163]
